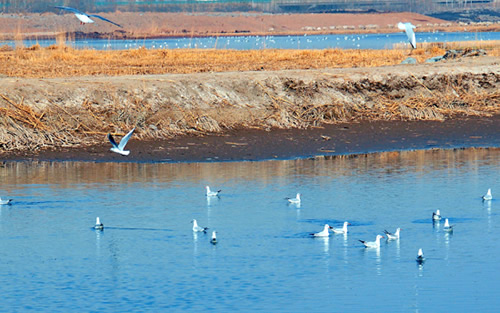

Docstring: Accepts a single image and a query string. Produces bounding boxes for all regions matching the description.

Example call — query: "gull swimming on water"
[211,231,218,245]
[108,127,135,156]
[432,209,442,221]
[94,217,104,230]
[0,197,12,205]
[443,218,454,232]
[285,193,301,204]
[55,6,122,27]
[359,235,384,248]
[311,224,332,237]
[331,221,350,234]
[482,188,492,201]
[384,228,401,240]
[416,248,425,263]
[397,22,417,49]
[205,186,221,197]
[191,219,208,233]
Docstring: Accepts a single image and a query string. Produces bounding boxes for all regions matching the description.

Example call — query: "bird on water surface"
[94,217,104,230]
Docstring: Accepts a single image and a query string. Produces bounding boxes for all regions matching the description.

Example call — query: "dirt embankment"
[0,56,498,154]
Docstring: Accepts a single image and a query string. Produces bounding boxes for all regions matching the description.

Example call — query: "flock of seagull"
[84,186,493,260]
[53,6,418,49]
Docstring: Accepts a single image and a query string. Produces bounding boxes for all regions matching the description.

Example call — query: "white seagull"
[285,193,301,204]
[384,228,401,240]
[0,197,12,205]
[416,248,425,263]
[108,127,135,156]
[432,209,442,221]
[444,218,454,232]
[359,235,384,248]
[311,224,332,237]
[397,22,417,49]
[205,186,221,197]
[55,6,122,28]
[332,221,350,234]
[94,217,104,230]
[191,219,208,233]
[211,231,218,245]
[482,188,492,201]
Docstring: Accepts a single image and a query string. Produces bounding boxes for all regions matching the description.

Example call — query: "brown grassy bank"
[1,43,499,78]
[0,55,498,152]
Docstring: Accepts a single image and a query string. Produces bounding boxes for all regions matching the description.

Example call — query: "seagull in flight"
[359,235,384,248]
[398,22,417,49]
[0,197,12,205]
[191,219,208,233]
[310,224,332,237]
[94,217,104,230]
[482,188,492,201]
[108,127,135,156]
[55,6,122,28]
[331,221,350,234]
[205,186,221,197]
[384,228,401,240]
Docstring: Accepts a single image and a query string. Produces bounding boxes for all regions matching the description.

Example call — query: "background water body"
[0,148,499,312]
[4,31,500,50]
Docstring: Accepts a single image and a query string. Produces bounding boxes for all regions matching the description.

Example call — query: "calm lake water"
[0,148,498,312]
[4,31,500,50]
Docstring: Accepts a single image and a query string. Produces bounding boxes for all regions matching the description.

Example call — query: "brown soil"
[0,11,492,40]
[2,115,498,163]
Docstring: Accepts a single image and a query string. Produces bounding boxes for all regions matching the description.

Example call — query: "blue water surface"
[0,148,498,312]
[3,31,500,50]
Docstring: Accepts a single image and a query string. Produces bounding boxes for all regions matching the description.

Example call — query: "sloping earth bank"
[0,56,498,161]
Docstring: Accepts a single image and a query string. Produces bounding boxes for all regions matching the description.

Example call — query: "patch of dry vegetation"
[0,46,449,78]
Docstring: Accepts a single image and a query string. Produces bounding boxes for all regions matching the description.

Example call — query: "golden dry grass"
[0,45,447,78]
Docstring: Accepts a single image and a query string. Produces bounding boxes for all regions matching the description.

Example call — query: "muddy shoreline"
[1,115,499,163]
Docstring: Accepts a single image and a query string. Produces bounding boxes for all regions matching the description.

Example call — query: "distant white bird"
[416,248,425,263]
[191,219,208,233]
[332,221,350,234]
[432,209,442,221]
[482,188,492,201]
[0,197,12,205]
[211,231,217,245]
[205,186,221,197]
[285,193,301,204]
[444,218,454,232]
[108,127,135,156]
[397,22,417,49]
[55,6,122,28]
[384,228,401,240]
[359,235,384,248]
[94,217,104,230]
[311,224,332,237]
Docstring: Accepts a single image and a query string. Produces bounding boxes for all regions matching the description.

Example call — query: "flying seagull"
[55,6,122,28]
[108,127,135,156]
[397,22,417,49]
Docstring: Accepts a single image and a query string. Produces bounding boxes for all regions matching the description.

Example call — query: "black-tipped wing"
[55,6,86,15]
[89,14,123,28]
[107,133,119,149]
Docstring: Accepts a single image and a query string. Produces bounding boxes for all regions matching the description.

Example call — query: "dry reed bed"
[0,46,448,78]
